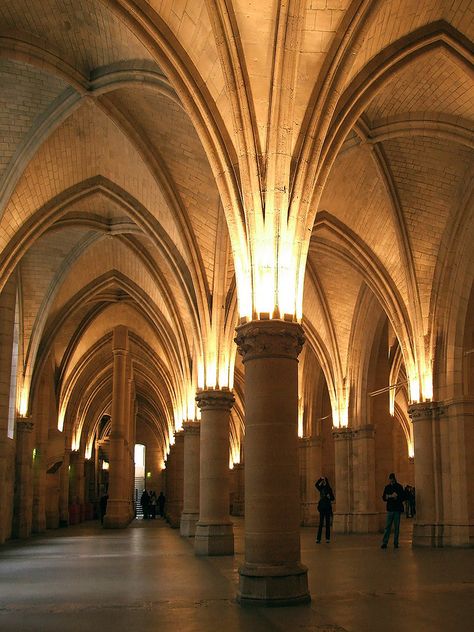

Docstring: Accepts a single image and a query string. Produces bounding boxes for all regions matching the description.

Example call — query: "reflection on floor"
[0,517,473,632]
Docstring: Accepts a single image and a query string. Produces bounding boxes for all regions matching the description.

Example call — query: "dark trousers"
[382,511,401,546]
[317,510,332,542]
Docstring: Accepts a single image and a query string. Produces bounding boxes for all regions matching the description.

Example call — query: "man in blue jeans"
[381,473,405,549]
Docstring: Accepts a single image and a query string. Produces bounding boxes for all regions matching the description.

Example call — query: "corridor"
[1,518,472,632]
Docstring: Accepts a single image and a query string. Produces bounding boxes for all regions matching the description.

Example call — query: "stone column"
[235,320,309,606]
[409,402,443,546]
[32,444,47,533]
[194,389,234,555]
[104,326,130,528]
[352,425,377,532]
[12,418,35,538]
[231,462,245,516]
[180,421,200,536]
[441,398,474,546]
[167,432,184,527]
[0,275,17,543]
[59,448,71,526]
[301,436,322,526]
[332,427,353,533]
[70,451,85,521]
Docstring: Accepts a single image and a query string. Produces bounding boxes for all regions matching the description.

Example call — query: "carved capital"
[332,427,353,441]
[235,319,305,362]
[408,401,444,421]
[352,424,375,440]
[16,418,34,433]
[196,388,235,411]
[182,420,201,435]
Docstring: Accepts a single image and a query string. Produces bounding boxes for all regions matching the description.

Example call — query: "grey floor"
[1,517,473,632]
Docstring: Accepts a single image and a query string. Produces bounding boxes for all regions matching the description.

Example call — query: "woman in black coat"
[315,476,335,543]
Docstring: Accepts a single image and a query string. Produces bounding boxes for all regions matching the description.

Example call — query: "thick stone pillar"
[180,421,200,536]
[70,451,85,521]
[12,418,35,538]
[167,432,184,527]
[332,427,353,533]
[104,326,130,528]
[300,436,322,526]
[409,402,444,546]
[32,444,47,533]
[0,275,17,543]
[231,462,245,516]
[235,320,309,606]
[194,389,234,556]
[409,402,436,545]
[442,398,474,546]
[352,425,377,532]
[59,448,71,526]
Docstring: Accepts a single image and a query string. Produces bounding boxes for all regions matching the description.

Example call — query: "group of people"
[140,490,165,520]
[315,472,415,549]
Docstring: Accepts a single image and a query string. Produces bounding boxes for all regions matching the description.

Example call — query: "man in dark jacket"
[381,473,405,549]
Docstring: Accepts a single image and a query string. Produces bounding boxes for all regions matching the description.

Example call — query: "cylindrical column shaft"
[235,320,309,606]
[409,402,441,546]
[332,428,353,533]
[194,389,234,555]
[352,425,377,532]
[104,326,130,528]
[12,419,35,538]
[180,421,200,536]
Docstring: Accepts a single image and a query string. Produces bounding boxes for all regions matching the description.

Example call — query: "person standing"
[315,476,335,543]
[157,491,166,518]
[99,492,108,525]
[140,489,150,520]
[381,473,405,549]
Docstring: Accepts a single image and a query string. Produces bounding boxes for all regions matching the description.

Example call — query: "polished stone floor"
[0,517,473,632]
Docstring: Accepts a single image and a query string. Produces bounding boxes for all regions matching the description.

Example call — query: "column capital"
[196,388,235,411]
[235,319,305,362]
[299,436,322,448]
[332,426,353,441]
[182,420,200,435]
[174,431,185,445]
[16,418,34,433]
[408,401,444,421]
[352,424,375,439]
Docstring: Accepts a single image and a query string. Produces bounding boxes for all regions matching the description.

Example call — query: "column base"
[103,500,131,529]
[194,522,234,555]
[333,512,353,533]
[413,523,474,547]
[351,512,379,533]
[237,563,310,607]
[180,512,199,537]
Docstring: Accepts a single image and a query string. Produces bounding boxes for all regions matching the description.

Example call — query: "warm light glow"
[278,237,297,317]
[298,397,304,438]
[205,356,217,390]
[409,377,420,403]
[18,388,28,417]
[85,440,93,460]
[102,461,109,470]
[408,441,415,458]
[58,407,66,432]
[197,361,205,390]
[422,369,433,401]
[255,236,275,317]
[71,435,79,451]
[389,389,395,416]
[234,207,304,322]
